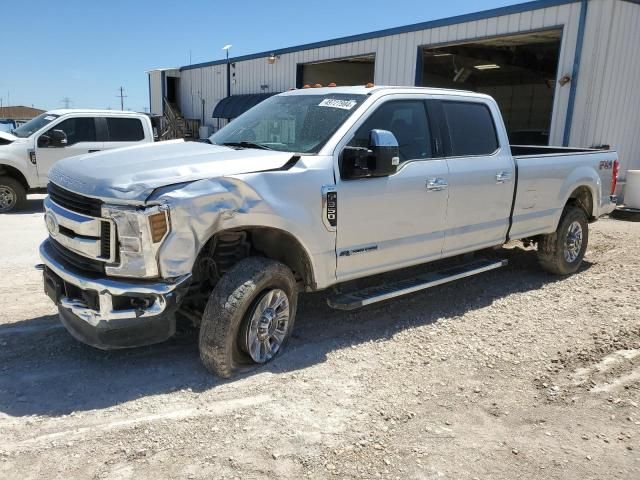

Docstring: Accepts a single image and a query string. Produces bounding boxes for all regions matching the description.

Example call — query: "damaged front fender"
[149,177,270,278]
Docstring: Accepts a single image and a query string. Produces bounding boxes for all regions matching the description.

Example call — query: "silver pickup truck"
[38,86,619,377]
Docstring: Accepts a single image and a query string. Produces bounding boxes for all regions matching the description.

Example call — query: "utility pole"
[117,86,127,110]
[61,97,72,108]
[222,44,233,98]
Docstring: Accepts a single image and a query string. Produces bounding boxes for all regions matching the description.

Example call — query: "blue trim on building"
[562,0,588,146]
[180,0,577,71]
[295,64,304,89]
[148,74,152,115]
[160,71,166,115]
[414,46,424,86]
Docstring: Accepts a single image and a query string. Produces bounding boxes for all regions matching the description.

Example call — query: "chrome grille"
[48,182,102,217]
[100,221,112,259]
[44,189,116,264]
[49,238,106,274]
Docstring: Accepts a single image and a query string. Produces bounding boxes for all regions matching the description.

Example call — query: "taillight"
[611,159,619,195]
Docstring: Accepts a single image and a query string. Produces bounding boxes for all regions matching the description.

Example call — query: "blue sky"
[2,0,521,112]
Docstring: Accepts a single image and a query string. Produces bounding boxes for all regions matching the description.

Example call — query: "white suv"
[0,109,154,212]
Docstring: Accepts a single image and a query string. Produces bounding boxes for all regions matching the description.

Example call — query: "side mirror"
[49,129,68,147]
[341,129,400,179]
[37,134,51,148]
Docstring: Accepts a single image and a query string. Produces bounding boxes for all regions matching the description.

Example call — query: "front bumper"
[40,239,191,349]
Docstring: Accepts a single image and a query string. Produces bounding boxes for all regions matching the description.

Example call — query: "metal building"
[148,0,640,195]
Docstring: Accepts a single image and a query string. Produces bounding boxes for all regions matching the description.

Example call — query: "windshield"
[0,120,15,133]
[12,113,60,138]
[210,93,367,154]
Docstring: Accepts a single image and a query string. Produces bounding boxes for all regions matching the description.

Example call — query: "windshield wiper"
[219,141,273,150]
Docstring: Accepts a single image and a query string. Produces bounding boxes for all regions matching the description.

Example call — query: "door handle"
[88,149,101,153]
[426,177,448,192]
[496,171,512,183]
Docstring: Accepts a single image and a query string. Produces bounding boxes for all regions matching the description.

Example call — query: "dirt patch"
[536,326,640,402]
[0,202,639,479]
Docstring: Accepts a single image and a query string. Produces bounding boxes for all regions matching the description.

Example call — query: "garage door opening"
[418,29,562,145]
[296,54,375,88]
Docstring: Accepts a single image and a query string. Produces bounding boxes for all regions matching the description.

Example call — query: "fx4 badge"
[599,160,613,170]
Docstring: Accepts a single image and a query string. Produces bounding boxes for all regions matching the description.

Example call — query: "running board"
[327,259,507,311]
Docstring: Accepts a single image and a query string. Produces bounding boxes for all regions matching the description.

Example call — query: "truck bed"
[508,146,617,241]
[510,145,603,157]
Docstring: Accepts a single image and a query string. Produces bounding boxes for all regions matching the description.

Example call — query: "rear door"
[335,95,450,282]
[434,98,515,256]
[101,116,147,150]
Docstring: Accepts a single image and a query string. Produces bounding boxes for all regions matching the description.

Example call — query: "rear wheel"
[198,257,298,378]
[537,205,589,275]
[0,176,26,213]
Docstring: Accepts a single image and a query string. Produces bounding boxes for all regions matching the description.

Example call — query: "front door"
[335,97,449,283]
[437,99,515,256]
[35,116,103,185]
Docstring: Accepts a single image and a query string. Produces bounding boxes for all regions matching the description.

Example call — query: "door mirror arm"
[37,134,51,148]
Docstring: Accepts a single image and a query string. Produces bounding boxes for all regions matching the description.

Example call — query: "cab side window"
[106,118,145,142]
[348,100,432,162]
[50,117,97,146]
[441,101,498,156]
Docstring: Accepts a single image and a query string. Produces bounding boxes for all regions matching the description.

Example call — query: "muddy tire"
[198,257,298,378]
[0,176,26,213]
[537,205,589,275]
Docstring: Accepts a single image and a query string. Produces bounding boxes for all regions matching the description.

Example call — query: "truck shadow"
[0,247,592,417]
[5,196,45,214]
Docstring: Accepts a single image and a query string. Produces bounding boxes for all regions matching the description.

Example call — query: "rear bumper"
[40,239,191,349]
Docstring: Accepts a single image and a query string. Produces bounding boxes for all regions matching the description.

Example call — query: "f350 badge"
[322,185,337,231]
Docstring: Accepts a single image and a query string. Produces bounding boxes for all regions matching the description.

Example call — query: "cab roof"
[279,85,493,101]
[45,109,147,116]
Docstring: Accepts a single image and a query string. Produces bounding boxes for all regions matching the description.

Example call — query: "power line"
[61,97,72,109]
[117,86,127,110]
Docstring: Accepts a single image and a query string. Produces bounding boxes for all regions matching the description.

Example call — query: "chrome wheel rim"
[244,289,290,363]
[0,186,17,212]
[564,220,583,263]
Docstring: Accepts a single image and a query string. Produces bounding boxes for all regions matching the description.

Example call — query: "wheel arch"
[198,226,317,291]
[0,163,29,190]
[567,185,595,221]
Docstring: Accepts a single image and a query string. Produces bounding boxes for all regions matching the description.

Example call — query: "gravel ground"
[0,196,638,479]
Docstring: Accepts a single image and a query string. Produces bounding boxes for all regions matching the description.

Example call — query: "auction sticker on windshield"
[318,99,358,110]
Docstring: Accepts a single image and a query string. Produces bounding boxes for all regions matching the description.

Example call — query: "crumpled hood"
[48,139,297,202]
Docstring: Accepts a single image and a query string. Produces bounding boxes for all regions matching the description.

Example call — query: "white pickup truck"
[38,86,619,377]
[0,109,154,212]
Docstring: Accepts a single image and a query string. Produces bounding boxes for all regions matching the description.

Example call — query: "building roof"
[0,106,45,120]
[180,0,579,71]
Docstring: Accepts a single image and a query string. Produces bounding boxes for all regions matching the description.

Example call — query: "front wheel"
[0,176,27,213]
[198,257,298,378]
[537,205,589,275]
